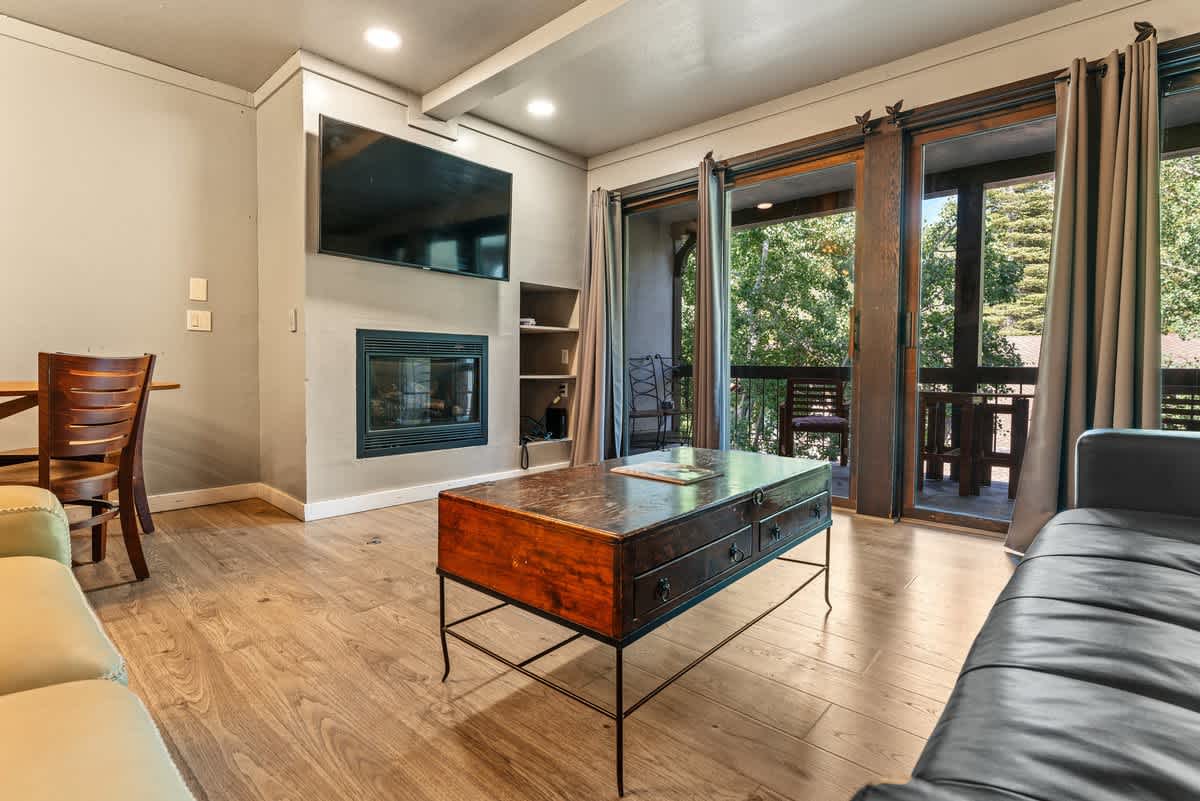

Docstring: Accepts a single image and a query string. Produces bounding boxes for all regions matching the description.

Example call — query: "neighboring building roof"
[1002,334,1200,368]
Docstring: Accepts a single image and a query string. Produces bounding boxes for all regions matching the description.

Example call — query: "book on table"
[610,461,722,485]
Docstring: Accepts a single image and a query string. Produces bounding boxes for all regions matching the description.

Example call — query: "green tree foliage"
[680,212,856,367]
[982,180,1054,346]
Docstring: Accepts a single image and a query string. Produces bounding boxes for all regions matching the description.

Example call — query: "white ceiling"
[473,0,1075,156]
[2,0,1074,157]
[0,0,583,93]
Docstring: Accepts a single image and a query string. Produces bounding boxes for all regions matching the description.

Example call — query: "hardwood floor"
[72,499,1014,801]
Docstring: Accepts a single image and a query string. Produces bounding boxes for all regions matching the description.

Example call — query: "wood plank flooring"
[73,500,1014,801]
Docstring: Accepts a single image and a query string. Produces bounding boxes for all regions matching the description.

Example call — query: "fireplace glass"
[367,355,480,430]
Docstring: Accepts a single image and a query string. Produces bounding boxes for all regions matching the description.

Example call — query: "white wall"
[256,73,308,500]
[625,211,674,360]
[297,67,587,505]
[0,31,260,495]
[588,0,1200,190]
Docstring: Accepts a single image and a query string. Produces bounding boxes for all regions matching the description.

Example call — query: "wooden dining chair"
[0,352,155,580]
[778,378,850,465]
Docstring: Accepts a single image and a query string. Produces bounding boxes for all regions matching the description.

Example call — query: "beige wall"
[298,68,587,505]
[0,33,260,495]
[256,73,308,500]
[588,0,1200,190]
[625,211,674,358]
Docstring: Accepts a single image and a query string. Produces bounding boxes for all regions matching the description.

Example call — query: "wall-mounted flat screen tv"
[319,116,512,281]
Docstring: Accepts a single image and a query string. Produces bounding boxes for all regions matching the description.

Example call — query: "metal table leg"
[440,575,451,682]
[615,647,624,797]
[438,525,832,797]
[825,526,833,608]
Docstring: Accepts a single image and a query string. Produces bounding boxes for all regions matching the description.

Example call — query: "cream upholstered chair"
[0,485,196,801]
[0,486,127,694]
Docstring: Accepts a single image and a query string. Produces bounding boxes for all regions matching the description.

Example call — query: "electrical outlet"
[558,382,569,399]
[560,348,570,365]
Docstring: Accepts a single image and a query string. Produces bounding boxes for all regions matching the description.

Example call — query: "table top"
[441,447,828,540]
[919,390,1033,402]
[0,380,180,396]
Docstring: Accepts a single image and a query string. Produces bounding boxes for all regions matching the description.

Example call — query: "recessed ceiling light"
[526,99,556,118]
[757,202,774,210]
[364,27,402,50]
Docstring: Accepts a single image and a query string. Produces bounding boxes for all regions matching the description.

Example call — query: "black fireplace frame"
[356,329,488,458]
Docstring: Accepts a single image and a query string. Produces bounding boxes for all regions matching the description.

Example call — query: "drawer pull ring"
[812,503,823,518]
[730,542,746,563]
[770,523,783,542]
[655,577,671,603]
[752,488,765,506]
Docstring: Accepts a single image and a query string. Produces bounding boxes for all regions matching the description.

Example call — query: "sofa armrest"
[1076,429,1200,518]
[0,486,71,565]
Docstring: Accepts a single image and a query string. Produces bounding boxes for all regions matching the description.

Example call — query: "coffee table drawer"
[634,526,753,619]
[631,499,755,574]
[758,492,829,554]
[756,471,831,519]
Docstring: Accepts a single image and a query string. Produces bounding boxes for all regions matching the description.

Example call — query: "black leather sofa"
[853,428,1200,801]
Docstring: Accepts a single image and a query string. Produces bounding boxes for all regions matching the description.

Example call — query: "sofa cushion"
[0,485,70,565]
[0,556,126,695]
[0,680,195,801]
[853,506,1200,801]
[792,415,848,432]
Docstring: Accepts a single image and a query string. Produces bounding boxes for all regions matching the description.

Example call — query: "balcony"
[633,363,1200,521]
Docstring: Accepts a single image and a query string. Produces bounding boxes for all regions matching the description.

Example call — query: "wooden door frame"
[899,100,1057,534]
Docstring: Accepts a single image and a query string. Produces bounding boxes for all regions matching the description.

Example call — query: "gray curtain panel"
[693,154,730,450]
[571,188,624,465]
[1006,39,1161,553]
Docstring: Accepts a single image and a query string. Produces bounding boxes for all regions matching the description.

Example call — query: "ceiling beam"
[420,0,635,121]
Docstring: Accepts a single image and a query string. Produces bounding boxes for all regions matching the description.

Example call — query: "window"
[1160,86,1200,430]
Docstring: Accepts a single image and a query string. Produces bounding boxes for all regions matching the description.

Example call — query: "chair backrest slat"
[786,378,846,419]
[38,353,155,472]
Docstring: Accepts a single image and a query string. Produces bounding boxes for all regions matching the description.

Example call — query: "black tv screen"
[319,116,512,280]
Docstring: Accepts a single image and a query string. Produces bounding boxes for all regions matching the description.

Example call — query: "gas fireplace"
[356,330,488,457]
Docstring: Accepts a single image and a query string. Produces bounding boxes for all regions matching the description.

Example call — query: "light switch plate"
[186,309,212,332]
[188,277,208,302]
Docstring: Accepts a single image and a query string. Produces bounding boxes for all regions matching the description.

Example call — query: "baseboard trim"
[256,483,307,520]
[148,483,261,513]
[147,463,569,522]
[301,461,569,522]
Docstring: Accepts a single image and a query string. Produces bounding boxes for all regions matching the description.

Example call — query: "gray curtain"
[571,188,624,465]
[1007,39,1161,553]
[693,153,730,450]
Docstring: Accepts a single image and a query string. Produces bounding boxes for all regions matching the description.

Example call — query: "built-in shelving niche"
[519,282,579,466]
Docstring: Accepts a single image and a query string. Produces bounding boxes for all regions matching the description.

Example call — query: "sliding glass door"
[620,152,864,506]
[901,105,1056,531]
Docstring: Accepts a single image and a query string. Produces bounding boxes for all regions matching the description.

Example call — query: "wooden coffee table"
[438,447,833,796]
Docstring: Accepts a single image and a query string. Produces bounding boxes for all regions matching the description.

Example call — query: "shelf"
[521,282,580,294]
[519,325,579,334]
[520,374,576,381]
[522,437,572,447]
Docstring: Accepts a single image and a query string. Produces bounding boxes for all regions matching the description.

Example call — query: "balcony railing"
[661,365,1200,457]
